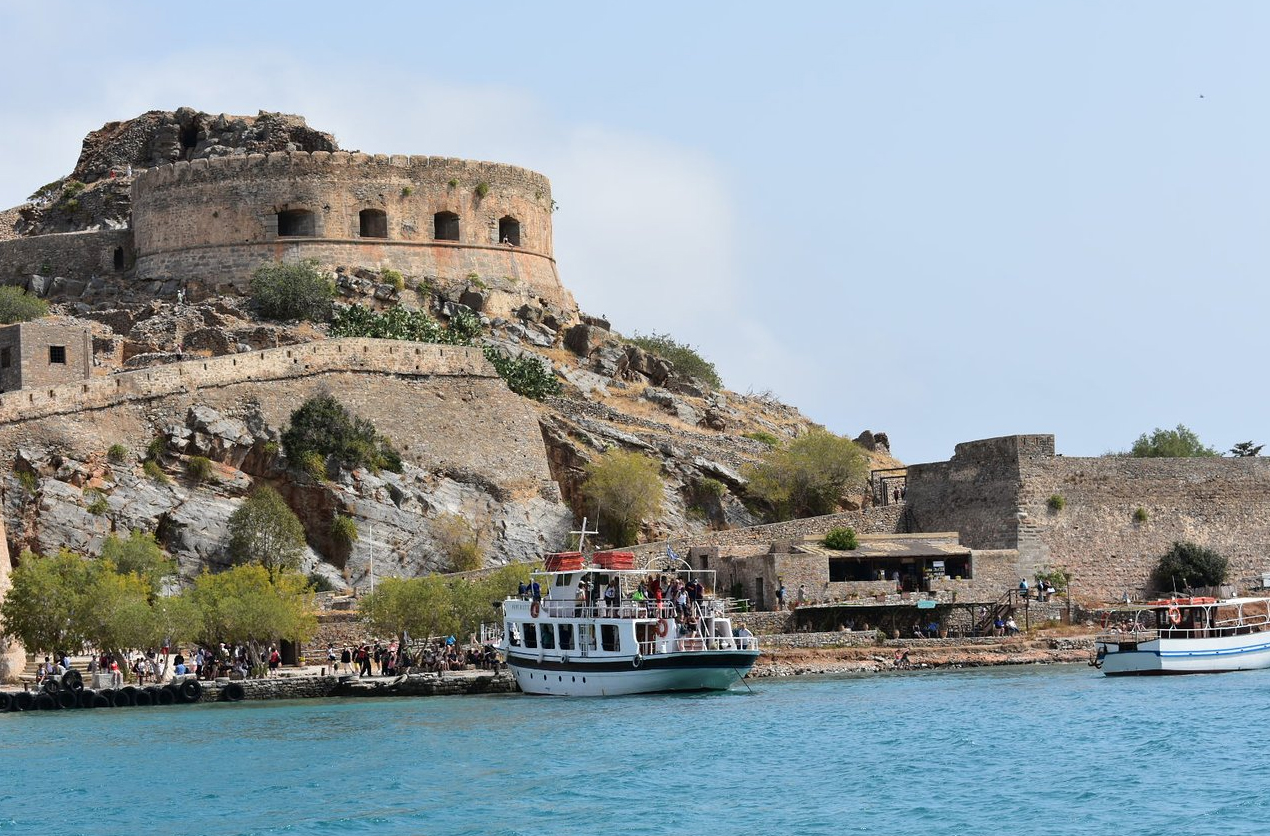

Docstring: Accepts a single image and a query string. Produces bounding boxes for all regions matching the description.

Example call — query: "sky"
[2,1,1267,464]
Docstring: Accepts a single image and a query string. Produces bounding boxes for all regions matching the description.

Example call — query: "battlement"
[0,338,493,426]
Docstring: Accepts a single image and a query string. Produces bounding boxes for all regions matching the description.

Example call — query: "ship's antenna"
[570,517,599,554]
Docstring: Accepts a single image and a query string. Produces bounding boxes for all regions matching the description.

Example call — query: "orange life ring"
[656,618,669,638]
[530,600,540,619]
[1167,605,1181,625]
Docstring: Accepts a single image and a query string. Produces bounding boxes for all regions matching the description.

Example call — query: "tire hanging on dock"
[222,682,246,702]
[178,679,202,703]
[12,691,33,711]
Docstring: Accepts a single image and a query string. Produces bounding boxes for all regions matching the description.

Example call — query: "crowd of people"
[326,639,501,677]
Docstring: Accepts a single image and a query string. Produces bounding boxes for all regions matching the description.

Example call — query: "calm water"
[1,664,1267,835]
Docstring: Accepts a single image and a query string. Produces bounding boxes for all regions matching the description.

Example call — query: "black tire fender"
[222,681,246,702]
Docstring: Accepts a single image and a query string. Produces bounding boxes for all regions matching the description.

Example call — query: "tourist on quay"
[797,583,807,606]
[340,646,352,674]
[1005,616,1019,636]
[1018,578,1029,599]
[326,645,337,672]
[776,583,786,610]
[268,647,281,675]
[109,660,123,688]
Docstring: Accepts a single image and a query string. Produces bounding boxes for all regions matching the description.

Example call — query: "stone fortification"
[0,230,132,285]
[907,434,1270,602]
[0,516,25,683]
[129,151,570,317]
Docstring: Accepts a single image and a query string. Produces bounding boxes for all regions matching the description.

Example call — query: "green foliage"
[16,470,38,496]
[1133,506,1149,524]
[142,459,169,483]
[62,198,79,213]
[742,429,868,521]
[474,181,490,198]
[28,179,65,203]
[582,449,665,546]
[1129,424,1219,458]
[361,575,455,645]
[282,395,402,475]
[447,178,459,189]
[743,431,780,447]
[0,286,50,324]
[400,186,413,197]
[697,477,726,497]
[1047,494,1066,512]
[1154,541,1229,590]
[824,526,858,550]
[330,514,359,545]
[250,259,335,323]
[381,268,404,290]
[189,564,317,658]
[107,443,129,464]
[185,456,214,484]
[307,571,337,593]
[262,441,280,457]
[145,438,166,461]
[1229,441,1264,457]
[101,530,173,596]
[0,550,99,654]
[330,304,465,345]
[1034,566,1072,594]
[626,331,722,389]
[227,486,307,579]
[431,513,483,573]
[85,490,109,516]
[299,450,328,481]
[482,344,561,400]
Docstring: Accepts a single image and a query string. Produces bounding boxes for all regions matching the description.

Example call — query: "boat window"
[522,623,537,649]
[506,623,520,647]
[540,624,556,650]
[559,624,575,650]
[578,625,597,651]
[556,575,569,587]
[601,624,620,652]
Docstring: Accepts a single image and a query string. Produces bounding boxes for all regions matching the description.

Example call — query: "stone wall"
[907,434,1270,602]
[0,321,92,393]
[130,152,574,317]
[0,229,132,282]
[0,516,25,683]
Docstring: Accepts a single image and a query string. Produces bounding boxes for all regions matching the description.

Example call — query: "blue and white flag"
[666,543,681,562]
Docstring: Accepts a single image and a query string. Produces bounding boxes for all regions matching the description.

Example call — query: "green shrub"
[62,199,79,213]
[307,572,337,593]
[84,490,109,515]
[824,526,859,550]
[142,460,169,483]
[16,470,37,495]
[582,449,664,546]
[697,477,726,497]
[626,331,722,389]
[1047,494,1066,512]
[145,438,165,461]
[1034,566,1072,594]
[482,345,562,401]
[447,178,458,189]
[106,444,129,464]
[1154,540,1227,590]
[381,269,404,290]
[400,186,413,197]
[742,429,868,521]
[1133,506,1149,523]
[300,450,328,481]
[743,431,780,447]
[250,259,335,322]
[262,441,280,457]
[474,182,490,199]
[330,514,359,545]
[0,286,50,324]
[283,395,402,475]
[185,456,214,484]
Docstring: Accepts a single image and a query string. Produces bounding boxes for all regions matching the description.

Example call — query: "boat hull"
[1099,633,1270,676]
[507,650,759,696]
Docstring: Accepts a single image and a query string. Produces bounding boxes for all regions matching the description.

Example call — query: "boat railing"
[522,599,726,620]
[1096,628,1159,644]
[636,635,758,656]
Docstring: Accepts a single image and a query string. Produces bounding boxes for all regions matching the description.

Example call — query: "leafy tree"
[100,530,174,599]
[227,486,307,579]
[0,550,100,655]
[282,395,402,475]
[626,331,722,389]
[824,527,858,550]
[1229,441,1264,457]
[189,564,316,667]
[1129,425,1219,458]
[83,569,156,667]
[581,449,665,546]
[431,513,484,572]
[250,259,335,322]
[742,429,868,520]
[1154,541,1229,591]
[360,575,455,647]
[0,286,50,324]
[482,344,562,401]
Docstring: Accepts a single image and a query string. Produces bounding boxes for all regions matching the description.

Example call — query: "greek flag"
[666,543,681,562]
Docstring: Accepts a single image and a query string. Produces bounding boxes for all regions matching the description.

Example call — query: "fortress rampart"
[907,435,1270,602]
[0,229,132,282]
[0,338,552,491]
[130,152,573,315]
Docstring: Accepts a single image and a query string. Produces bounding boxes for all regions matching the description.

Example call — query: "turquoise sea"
[1,664,1267,836]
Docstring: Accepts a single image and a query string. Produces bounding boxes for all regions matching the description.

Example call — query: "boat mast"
[570,517,599,555]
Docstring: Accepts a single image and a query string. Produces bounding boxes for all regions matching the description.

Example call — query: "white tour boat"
[499,548,760,696]
[1093,596,1270,676]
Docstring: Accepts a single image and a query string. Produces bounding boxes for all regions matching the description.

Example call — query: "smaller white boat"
[1093,596,1270,676]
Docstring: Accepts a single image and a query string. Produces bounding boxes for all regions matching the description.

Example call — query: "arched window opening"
[434,211,460,241]
[112,247,124,271]
[359,209,388,239]
[180,124,199,151]
[277,209,316,237]
[498,216,521,247]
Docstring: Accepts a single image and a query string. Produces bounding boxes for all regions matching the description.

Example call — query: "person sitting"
[1005,616,1020,636]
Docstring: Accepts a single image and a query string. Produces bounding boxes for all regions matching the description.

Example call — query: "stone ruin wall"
[0,229,133,284]
[0,338,553,493]
[907,434,1270,603]
[130,152,574,318]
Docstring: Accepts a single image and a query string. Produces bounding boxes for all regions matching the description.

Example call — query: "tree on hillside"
[227,486,307,579]
[431,513,484,573]
[101,530,174,599]
[1229,441,1264,458]
[250,259,334,322]
[742,428,868,520]
[0,550,100,655]
[1129,425,1219,458]
[360,575,455,648]
[581,448,665,546]
[1153,541,1229,592]
[282,395,402,476]
[189,564,316,670]
[0,286,50,324]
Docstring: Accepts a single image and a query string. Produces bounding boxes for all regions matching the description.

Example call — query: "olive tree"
[581,448,665,546]
[227,486,307,579]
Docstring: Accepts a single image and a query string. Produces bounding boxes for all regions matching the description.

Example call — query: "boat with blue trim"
[1093,596,1270,675]
[499,549,760,696]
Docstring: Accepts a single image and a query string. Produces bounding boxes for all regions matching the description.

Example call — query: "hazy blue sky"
[2,1,1266,464]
